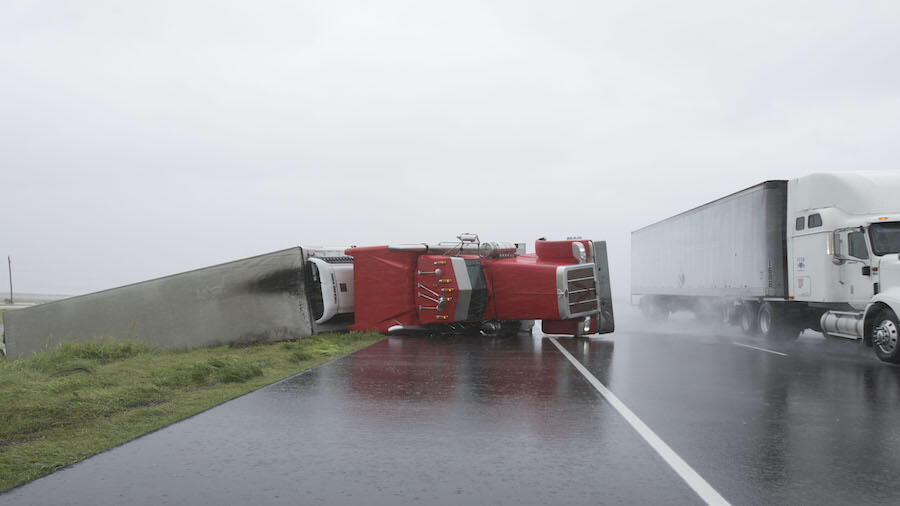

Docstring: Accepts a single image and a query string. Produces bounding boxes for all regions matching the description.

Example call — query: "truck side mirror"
[862,266,871,276]
[831,231,846,265]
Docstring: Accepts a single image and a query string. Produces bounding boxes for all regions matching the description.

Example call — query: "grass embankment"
[0,332,383,492]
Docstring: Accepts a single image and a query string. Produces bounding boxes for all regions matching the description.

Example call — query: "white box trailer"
[632,172,900,364]
[632,181,787,300]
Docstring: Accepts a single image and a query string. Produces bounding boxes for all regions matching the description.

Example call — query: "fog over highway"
[3,1,900,299]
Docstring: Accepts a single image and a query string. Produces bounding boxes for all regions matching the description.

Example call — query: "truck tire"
[740,303,758,334]
[724,304,740,326]
[758,303,801,341]
[871,308,900,363]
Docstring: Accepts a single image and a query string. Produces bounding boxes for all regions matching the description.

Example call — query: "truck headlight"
[572,242,587,263]
[582,316,591,334]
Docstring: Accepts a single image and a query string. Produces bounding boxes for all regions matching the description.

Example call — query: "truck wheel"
[872,309,900,363]
[723,304,740,326]
[757,303,800,341]
[740,303,758,334]
[758,303,775,338]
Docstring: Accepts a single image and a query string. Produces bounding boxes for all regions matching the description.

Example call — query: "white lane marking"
[732,342,788,357]
[548,337,730,506]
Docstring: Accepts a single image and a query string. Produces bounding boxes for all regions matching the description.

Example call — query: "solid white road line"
[548,337,730,506]
[732,342,788,357]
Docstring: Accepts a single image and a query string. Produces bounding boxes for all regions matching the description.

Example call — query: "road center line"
[732,342,788,356]
[548,337,730,506]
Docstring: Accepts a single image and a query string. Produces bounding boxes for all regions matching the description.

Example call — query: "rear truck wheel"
[758,303,801,341]
[740,303,759,334]
[723,304,740,326]
[872,309,900,363]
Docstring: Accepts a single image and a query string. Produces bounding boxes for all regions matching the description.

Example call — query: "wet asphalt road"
[6,308,900,505]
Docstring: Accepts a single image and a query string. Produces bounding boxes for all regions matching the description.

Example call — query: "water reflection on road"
[7,311,900,504]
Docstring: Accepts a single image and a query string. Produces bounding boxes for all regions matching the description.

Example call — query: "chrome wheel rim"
[874,319,899,355]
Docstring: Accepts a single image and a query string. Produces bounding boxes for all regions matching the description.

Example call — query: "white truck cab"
[304,248,355,325]
[788,172,900,361]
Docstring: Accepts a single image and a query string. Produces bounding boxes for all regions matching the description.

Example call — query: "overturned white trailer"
[2,247,346,357]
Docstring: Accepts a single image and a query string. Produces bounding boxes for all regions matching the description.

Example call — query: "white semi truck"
[631,172,900,363]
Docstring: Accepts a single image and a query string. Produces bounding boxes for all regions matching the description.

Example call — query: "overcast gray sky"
[2,0,899,298]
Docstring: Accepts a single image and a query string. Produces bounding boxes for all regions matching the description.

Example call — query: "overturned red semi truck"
[2,235,614,357]
[306,235,615,337]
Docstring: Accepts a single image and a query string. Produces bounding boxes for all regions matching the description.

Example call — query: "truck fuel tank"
[820,311,864,340]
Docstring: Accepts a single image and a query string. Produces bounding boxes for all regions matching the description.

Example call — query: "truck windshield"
[869,222,900,256]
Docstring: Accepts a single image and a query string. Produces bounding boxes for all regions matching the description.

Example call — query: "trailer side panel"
[3,248,313,357]
[631,181,788,298]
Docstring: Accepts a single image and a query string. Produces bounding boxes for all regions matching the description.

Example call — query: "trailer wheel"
[758,303,775,338]
[872,309,900,364]
[723,304,740,326]
[758,303,801,341]
[740,303,758,334]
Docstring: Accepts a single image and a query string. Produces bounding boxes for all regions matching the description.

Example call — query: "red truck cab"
[342,236,614,337]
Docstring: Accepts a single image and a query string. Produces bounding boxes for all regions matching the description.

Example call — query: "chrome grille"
[561,266,598,317]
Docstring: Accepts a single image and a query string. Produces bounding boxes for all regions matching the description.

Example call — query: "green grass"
[0,332,383,492]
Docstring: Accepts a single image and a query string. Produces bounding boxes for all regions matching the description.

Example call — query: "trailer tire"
[758,303,801,341]
[740,303,758,335]
[724,304,740,326]
[871,309,900,364]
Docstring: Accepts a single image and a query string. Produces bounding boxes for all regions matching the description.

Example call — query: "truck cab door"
[837,229,874,309]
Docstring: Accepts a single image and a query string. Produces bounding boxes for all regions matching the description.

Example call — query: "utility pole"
[7,256,12,304]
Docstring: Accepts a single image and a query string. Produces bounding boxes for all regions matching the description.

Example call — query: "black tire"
[724,304,740,326]
[758,303,801,341]
[871,309,900,363]
[740,303,758,334]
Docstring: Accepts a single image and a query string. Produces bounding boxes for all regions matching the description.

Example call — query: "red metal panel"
[345,246,419,333]
[485,254,561,320]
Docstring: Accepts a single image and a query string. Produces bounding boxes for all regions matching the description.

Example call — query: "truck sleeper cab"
[311,235,615,338]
